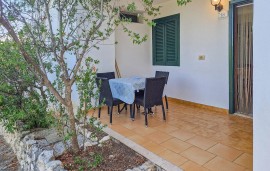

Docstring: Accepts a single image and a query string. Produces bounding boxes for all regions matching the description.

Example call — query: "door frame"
[229,0,253,114]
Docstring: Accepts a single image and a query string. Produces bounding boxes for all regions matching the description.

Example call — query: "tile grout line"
[232,150,245,162]
[205,142,219,151]
[178,159,189,167]
[231,152,250,170]
[203,155,250,170]
[202,155,218,168]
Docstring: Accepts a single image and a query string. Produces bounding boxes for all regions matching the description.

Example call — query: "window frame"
[152,14,180,66]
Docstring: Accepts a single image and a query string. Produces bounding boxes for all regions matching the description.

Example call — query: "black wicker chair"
[96,72,127,113]
[155,71,170,109]
[96,72,115,80]
[133,77,166,126]
[96,77,124,124]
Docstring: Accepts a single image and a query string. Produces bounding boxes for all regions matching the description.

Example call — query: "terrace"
[93,98,252,170]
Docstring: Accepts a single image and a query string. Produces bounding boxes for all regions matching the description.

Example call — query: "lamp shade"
[211,0,221,6]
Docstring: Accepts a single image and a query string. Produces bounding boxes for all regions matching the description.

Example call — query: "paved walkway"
[0,135,19,171]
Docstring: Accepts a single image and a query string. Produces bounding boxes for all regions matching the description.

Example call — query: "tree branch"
[0,14,67,106]
[44,0,68,80]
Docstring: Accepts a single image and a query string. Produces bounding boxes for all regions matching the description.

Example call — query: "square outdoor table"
[109,76,145,104]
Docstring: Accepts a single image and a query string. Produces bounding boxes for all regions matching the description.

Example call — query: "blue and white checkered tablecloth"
[109,77,145,104]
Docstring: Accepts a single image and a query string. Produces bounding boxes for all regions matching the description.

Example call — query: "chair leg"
[98,107,101,118]
[165,95,169,110]
[136,105,140,113]
[132,104,136,120]
[144,108,148,127]
[129,104,133,119]
[125,104,127,110]
[107,106,110,115]
[117,105,120,114]
[161,103,166,121]
[148,108,153,114]
[110,106,113,124]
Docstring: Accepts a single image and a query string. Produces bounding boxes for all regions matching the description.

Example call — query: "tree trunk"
[66,85,80,152]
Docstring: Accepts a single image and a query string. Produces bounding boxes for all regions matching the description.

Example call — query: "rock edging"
[1,119,161,171]
[0,124,67,171]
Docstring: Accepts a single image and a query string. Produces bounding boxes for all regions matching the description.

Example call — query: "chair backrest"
[96,72,115,80]
[96,77,113,106]
[144,77,166,108]
[155,71,169,84]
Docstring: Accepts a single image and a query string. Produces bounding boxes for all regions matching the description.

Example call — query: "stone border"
[103,127,183,171]
[0,124,66,171]
[0,120,162,171]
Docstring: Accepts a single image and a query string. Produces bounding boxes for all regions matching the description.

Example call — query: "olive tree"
[0,0,191,152]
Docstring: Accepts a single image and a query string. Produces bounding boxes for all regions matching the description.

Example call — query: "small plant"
[68,152,103,170]
[88,116,107,142]
[74,156,86,165]
[90,153,103,168]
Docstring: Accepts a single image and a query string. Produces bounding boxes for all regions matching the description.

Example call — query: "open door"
[229,0,253,117]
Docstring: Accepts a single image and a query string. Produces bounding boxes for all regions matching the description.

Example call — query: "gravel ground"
[0,135,19,171]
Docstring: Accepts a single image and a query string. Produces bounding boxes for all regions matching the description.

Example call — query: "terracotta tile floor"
[92,99,253,171]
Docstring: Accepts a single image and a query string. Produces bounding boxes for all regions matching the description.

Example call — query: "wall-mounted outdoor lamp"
[211,0,223,12]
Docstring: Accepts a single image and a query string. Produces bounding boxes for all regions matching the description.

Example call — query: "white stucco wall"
[89,34,115,73]
[116,0,229,109]
[253,0,270,170]
[116,24,152,78]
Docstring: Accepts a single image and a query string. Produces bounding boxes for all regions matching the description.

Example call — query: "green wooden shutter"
[152,14,180,66]
[153,22,165,65]
[165,16,180,66]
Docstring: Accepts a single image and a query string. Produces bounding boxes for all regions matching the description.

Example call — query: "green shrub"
[0,41,53,132]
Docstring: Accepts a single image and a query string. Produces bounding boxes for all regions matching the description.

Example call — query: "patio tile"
[143,141,166,154]
[209,125,238,135]
[196,120,219,129]
[146,131,173,144]
[180,161,209,171]
[121,121,142,130]
[190,126,217,138]
[230,130,253,141]
[175,121,199,130]
[132,126,157,136]
[154,124,179,133]
[128,134,150,146]
[232,140,253,154]
[166,118,181,125]
[147,119,165,127]
[181,146,215,165]
[234,153,253,169]
[207,143,243,161]
[186,136,217,150]
[204,157,246,171]
[169,129,196,141]
[160,138,192,153]
[158,150,188,166]
[109,125,135,137]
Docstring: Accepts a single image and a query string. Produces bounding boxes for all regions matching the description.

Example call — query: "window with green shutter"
[152,14,180,66]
